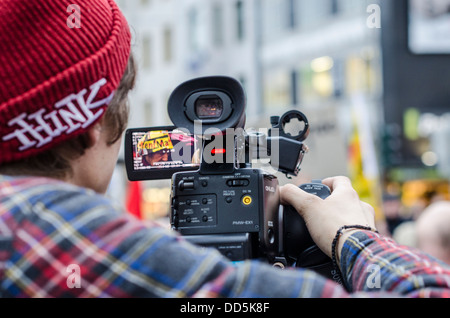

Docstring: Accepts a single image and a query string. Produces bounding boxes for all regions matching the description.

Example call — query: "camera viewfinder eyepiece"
[168,76,246,136]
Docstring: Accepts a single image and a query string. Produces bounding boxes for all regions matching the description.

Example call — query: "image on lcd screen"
[131,129,200,171]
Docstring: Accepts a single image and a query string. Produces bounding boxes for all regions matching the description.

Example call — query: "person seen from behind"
[0,0,449,298]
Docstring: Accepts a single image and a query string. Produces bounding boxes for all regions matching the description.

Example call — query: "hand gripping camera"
[125,76,335,279]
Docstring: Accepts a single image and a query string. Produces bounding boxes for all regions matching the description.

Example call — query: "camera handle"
[199,134,235,175]
[283,180,341,284]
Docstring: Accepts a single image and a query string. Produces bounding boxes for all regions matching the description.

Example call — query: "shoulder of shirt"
[0,174,122,219]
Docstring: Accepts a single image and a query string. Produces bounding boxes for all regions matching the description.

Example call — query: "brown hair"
[0,53,137,179]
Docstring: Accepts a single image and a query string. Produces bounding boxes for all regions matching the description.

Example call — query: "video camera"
[125,76,336,279]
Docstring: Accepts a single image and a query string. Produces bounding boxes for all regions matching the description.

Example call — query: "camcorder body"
[125,76,336,280]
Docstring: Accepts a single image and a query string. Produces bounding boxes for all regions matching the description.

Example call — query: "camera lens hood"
[168,76,246,136]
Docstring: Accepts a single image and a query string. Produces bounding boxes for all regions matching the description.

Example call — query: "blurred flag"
[348,95,384,222]
[126,180,143,220]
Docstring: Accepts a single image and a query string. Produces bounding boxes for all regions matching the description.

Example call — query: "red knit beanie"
[0,0,131,165]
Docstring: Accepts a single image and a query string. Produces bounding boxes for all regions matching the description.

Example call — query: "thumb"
[279,184,322,218]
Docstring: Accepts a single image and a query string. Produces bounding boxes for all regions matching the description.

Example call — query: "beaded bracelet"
[331,225,379,288]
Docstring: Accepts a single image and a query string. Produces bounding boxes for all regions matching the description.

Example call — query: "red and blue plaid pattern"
[1,175,449,298]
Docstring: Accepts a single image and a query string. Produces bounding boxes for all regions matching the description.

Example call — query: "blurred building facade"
[116,0,383,168]
[381,0,450,178]
[113,0,449,220]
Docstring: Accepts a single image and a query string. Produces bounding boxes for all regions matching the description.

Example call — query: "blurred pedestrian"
[382,193,405,235]
[416,201,450,265]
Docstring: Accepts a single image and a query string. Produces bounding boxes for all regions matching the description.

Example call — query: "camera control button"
[171,212,179,227]
[242,195,252,206]
[178,180,195,190]
[171,198,179,209]
[227,179,250,187]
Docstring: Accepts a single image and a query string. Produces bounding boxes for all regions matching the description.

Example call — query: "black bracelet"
[331,225,379,289]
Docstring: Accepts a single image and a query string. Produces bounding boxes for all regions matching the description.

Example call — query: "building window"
[331,59,344,98]
[236,0,245,41]
[142,34,152,70]
[188,8,199,52]
[238,75,246,93]
[290,69,298,106]
[287,0,296,29]
[299,56,335,103]
[144,98,153,124]
[212,4,224,46]
[263,68,290,110]
[330,0,339,15]
[163,27,173,62]
[311,56,334,98]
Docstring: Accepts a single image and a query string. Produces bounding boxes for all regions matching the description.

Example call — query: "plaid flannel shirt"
[1,175,449,298]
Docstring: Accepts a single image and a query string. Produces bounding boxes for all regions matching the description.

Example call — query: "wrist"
[331,225,378,287]
[336,229,359,259]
